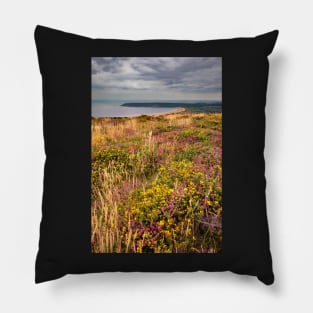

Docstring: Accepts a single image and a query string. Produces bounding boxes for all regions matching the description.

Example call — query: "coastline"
[92,107,186,119]
[151,107,186,117]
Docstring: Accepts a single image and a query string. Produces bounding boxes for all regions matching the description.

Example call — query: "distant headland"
[121,102,222,113]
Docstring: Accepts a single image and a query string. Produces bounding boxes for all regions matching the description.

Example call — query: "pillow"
[34,25,278,285]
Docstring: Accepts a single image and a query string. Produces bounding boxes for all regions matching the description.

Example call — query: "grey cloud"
[91,57,221,100]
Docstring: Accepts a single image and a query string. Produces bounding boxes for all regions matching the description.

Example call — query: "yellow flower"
[164,230,171,237]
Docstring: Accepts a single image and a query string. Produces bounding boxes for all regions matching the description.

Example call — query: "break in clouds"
[92,57,222,102]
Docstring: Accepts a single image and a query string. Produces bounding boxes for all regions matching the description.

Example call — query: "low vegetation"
[91,112,222,253]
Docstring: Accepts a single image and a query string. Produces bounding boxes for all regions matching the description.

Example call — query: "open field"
[91,112,222,253]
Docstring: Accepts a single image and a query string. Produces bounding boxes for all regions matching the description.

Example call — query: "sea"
[91,99,220,118]
[92,100,180,118]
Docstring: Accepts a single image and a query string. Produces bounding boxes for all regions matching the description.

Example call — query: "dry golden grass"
[91,112,222,253]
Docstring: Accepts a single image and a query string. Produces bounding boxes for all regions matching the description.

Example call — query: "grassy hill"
[91,112,222,253]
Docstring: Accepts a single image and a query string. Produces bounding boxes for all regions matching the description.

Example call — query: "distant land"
[121,102,222,113]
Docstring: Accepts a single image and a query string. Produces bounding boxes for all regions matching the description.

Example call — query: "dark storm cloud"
[91,57,222,100]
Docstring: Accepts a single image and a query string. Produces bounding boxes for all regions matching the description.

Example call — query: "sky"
[92,57,222,102]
